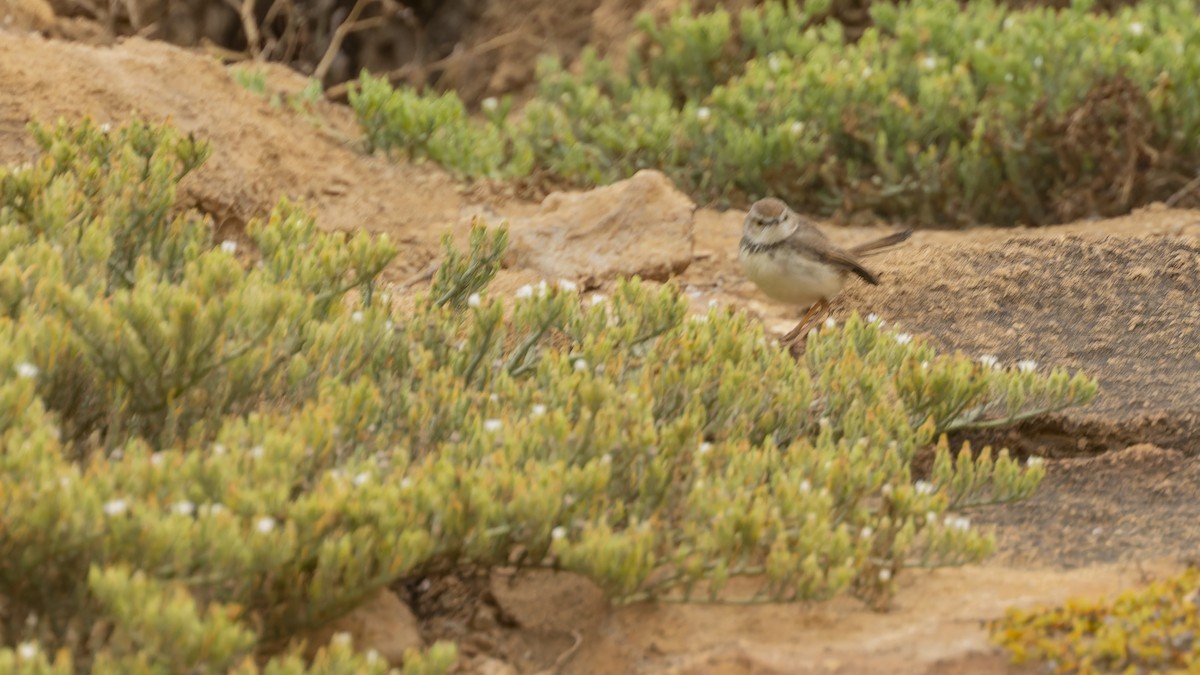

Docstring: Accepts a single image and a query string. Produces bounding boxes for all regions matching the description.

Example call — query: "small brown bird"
[739,197,912,344]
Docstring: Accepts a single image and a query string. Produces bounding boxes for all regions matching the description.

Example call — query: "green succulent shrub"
[992,568,1200,672]
[352,0,1200,225]
[0,119,1096,671]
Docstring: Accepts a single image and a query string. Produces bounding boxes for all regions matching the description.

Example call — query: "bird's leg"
[781,299,830,345]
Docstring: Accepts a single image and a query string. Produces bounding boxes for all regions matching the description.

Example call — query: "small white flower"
[16,642,38,660]
[824,317,836,328]
[14,362,38,379]
[881,484,894,496]
[383,319,394,332]
[860,527,873,539]
[467,293,481,308]
[1004,72,1014,83]
[948,516,971,531]
[1003,16,1015,29]
[590,293,608,306]
[894,333,912,345]
[400,477,413,489]
[914,480,934,495]
[1032,55,1043,68]
[867,313,879,323]
[1026,456,1045,468]
[861,66,873,78]
[481,96,499,112]
[220,240,238,254]
[1018,359,1038,373]
[698,442,713,455]
[926,511,938,524]
[212,443,227,456]
[768,54,782,74]
[488,393,499,403]
[707,298,719,309]
[483,419,503,433]
[558,279,578,293]
[353,472,370,486]
[332,632,352,647]
[574,359,588,372]
[250,445,264,459]
[515,284,534,299]
[878,568,892,582]
[799,480,811,492]
[921,56,937,70]
[111,449,124,460]
[689,314,708,323]
[979,354,999,369]
[256,516,276,534]
[531,404,547,417]
[551,526,567,541]
[206,503,226,516]
[173,500,196,516]
[696,106,712,122]
[351,311,364,323]
[150,452,165,466]
[59,476,71,488]
[600,453,613,465]
[99,122,112,133]
[103,499,128,516]
[365,649,380,664]
[536,280,549,297]
[790,121,805,136]
[920,360,930,370]
[974,39,986,50]
[1129,21,1144,36]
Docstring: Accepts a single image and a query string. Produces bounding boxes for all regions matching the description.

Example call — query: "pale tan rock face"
[503,169,696,288]
[0,0,56,33]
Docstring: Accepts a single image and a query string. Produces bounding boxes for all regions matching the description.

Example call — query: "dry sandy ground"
[3,27,1200,675]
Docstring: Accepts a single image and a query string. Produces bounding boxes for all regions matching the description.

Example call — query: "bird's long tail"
[849,229,913,257]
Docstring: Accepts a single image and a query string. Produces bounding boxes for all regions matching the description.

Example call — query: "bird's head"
[743,197,799,246]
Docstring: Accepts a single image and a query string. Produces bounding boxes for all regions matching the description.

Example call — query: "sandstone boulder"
[504,170,695,287]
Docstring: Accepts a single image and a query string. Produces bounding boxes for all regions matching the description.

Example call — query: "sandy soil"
[3,22,1200,675]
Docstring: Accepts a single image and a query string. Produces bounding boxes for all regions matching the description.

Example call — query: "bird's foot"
[780,300,830,349]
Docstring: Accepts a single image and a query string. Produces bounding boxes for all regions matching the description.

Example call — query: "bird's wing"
[818,247,880,285]
[785,229,881,286]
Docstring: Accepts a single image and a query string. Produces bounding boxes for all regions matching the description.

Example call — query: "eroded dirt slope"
[0,31,461,282]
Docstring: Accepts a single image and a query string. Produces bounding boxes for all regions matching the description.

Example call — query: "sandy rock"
[307,589,422,666]
[503,169,695,287]
[490,569,608,633]
[0,0,55,33]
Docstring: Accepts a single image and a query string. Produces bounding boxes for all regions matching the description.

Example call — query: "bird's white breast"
[739,246,845,307]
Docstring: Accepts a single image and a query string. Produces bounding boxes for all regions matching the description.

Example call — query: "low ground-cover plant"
[351,0,1200,225]
[0,119,1096,671]
[992,568,1200,672]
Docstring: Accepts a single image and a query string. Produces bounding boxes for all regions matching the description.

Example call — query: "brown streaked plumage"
[738,197,911,344]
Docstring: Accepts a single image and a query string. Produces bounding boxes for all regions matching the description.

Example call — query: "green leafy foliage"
[992,568,1200,672]
[351,0,1200,225]
[0,119,1096,670]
